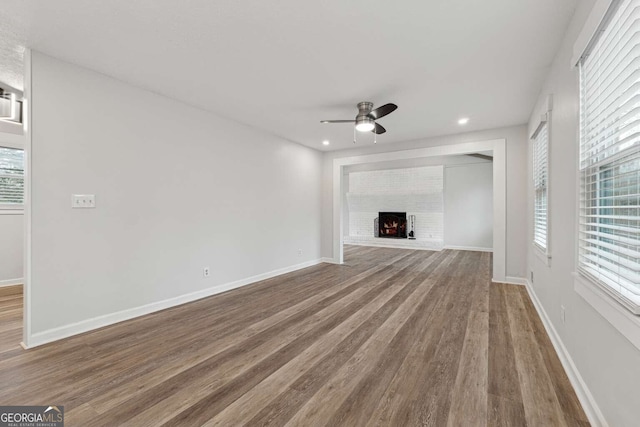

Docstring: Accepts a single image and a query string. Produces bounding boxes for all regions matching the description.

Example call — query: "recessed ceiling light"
[458,117,469,125]
[322,140,330,146]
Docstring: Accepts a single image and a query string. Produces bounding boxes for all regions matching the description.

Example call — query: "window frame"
[0,135,25,213]
[530,94,553,266]
[575,0,640,317]
[532,116,551,259]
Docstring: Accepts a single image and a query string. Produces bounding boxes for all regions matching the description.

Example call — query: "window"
[0,89,23,124]
[0,146,24,208]
[578,0,640,313]
[533,122,549,251]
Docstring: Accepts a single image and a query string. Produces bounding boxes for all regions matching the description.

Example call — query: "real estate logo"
[0,406,64,427]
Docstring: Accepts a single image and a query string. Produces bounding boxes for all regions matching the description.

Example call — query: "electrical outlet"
[561,305,566,323]
[72,194,96,208]
[203,267,210,278]
[297,249,303,256]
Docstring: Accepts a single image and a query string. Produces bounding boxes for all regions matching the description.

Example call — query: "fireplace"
[378,212,407,238]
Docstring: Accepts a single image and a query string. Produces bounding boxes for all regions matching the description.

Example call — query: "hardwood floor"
[0,285,22,355]
[0,246,588,426]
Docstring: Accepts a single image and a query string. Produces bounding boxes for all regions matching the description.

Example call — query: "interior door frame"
[0,97,28,349]
[332,138,507,282]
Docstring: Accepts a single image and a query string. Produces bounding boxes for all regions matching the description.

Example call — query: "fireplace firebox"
[378,212,407,238]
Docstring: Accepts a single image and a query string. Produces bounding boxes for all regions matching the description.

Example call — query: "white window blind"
[578,0,640,312]
[533,123,549,251]
[0,147,24,206]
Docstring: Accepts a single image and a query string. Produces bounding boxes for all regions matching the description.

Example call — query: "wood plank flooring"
[0,285,22,355]
[0,246,588,426]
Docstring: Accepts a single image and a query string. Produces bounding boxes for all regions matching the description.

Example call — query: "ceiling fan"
[321,101,398,135]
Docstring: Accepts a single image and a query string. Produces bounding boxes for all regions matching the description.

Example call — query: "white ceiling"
[0,0,577,151]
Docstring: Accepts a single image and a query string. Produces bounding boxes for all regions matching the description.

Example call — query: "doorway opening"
[0,84,26,353]
[340,153,494,266]
[332,139,505,282]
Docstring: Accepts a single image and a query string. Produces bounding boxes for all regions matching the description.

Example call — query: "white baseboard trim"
[444,245,493,253]
[524,280,607,427]
[504,276,527,286]
[0,278,23,287]
[321,257,340,264]
[24,258,323,349]
[491,276,527,286]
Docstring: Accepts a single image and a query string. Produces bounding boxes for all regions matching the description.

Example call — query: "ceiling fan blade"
[368,103,397,120]
[320,120,355,124]
[372,122,386,134]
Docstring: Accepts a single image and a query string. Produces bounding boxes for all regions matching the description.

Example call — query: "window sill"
[533,244,551,266]
[574,272,640,351]
[0,209,24,215]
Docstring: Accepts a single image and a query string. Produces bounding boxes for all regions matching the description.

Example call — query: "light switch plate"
[72,194,96,208]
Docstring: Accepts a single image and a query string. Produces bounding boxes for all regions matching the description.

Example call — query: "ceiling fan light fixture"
[355,116,375,132]
[320,101,396,139]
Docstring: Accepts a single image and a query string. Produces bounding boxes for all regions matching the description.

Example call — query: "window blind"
[0,147,24,205]
[578,0,640,311]
[533,123,549,250]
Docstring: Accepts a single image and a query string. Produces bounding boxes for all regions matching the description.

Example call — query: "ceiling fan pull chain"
[374,131,377,144]
[353,125,356,144]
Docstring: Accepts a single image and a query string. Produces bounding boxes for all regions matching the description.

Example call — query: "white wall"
[0,213,23,286]
[342,153,491,172]
[526,1,640,425]
[28,52,323,341]
[444,162,493,250]
[322,125,527,279]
